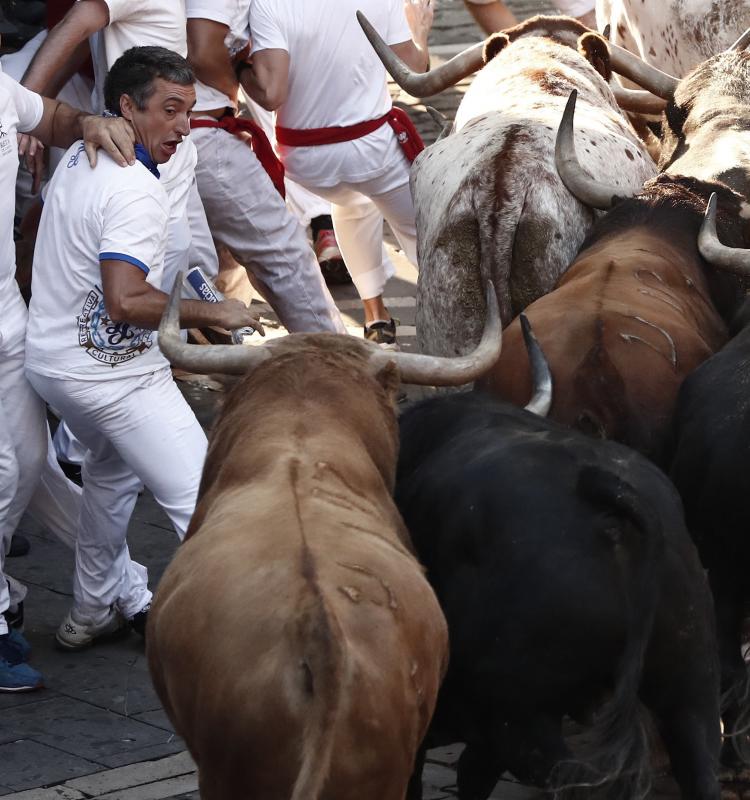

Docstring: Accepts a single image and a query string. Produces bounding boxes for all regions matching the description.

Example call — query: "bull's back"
[481,253,727,459]
[148,477,447,800]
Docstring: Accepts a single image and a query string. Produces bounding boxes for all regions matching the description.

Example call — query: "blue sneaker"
[0,657,43,692]
[0,629,31,663]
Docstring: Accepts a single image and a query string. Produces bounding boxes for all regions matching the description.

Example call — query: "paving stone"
[0,740,102,793]
[98,741,186,769]
[96,774,199,800]
[66,751,195,795]
[0,788,85,800]
[427,743,464,766]
[423,762,458,794]
[36,652,161,718]
[0,697,173,762]
[130,709,174,734]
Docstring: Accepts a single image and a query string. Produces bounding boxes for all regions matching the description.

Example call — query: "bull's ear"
[578,32,612,81]
[483,32,510,64]
[374,360,400,404]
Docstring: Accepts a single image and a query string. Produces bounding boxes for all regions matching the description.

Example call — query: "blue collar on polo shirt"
[134,143,160,179]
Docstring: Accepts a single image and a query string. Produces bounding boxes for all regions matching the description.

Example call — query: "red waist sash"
[190,114,286,199]
[275,107,425,163]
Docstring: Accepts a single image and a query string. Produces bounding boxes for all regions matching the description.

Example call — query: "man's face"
[122,78,196,165]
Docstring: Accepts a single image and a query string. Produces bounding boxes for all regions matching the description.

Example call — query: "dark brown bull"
[147,278,503,800]
[479,92,746,463]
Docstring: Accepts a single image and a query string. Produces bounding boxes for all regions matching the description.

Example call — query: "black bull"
[395,392,720,800]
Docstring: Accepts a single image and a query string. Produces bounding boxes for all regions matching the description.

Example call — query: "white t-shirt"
[88,0,195,212]
[0,66,43,298]
[186,0,251,111]
[249,0,411,187]
[26,143,170,380]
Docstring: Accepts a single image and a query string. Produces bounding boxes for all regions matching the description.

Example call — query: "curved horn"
[606,41,678,99]
[698,193,750,275]
[555,90,622,210]
[729,27,750,51]
[370,281,502,386]
[424,105,453,140]
[357,10,484,98]
[158,273,273,375]
[611,84,667,114]
[520,314,552,417]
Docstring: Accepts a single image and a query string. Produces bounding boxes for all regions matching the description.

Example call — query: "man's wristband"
[235,60,252,80]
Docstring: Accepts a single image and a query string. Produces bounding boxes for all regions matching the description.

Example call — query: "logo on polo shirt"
[78,287,153,366]
[67,143,85,168]
[0,120,11,157]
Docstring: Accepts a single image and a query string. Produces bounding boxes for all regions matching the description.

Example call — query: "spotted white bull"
[360,15,656,357]
[597,0,750,77]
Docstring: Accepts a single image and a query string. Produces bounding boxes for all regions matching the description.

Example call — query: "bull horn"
[730,27,750,51]
[158,273,273,375]
[611,84,667,114]
[606,41,678,99]
[520,314,552,417]
[370,281,502,386]
[357,10,484,98]
[698,193,750,275]
[556,90,622,210]
[425,105,453,140]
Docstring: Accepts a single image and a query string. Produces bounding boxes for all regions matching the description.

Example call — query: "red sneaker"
[313,229,352,285]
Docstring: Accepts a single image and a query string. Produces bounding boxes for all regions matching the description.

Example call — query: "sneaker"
[7,533,30,557]
[313,229,352,286]
[364,318,399,350]
[130,603,150,638]
[0,630,31,665]
[0,658,43,692]
[4,601,23,631]
[55,607,127,651]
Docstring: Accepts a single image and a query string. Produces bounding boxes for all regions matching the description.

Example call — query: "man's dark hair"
[104,46,194,115]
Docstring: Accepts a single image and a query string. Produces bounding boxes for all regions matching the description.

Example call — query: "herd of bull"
[139,11,750,800]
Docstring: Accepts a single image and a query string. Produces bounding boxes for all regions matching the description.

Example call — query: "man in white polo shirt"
[184,0,346,334]
[25,46,261,654]
[244,0,432,349]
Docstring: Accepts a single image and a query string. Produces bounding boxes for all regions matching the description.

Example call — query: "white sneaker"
[55,607,127,651]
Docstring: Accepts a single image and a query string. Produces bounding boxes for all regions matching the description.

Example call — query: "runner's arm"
[187,18,239,107]
[22,0,109,95]
[239,48,289,111]
[393,0,433,72]
[101,261,263,332]
[27,97,135,167]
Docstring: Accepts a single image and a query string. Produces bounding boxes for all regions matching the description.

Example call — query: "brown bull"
[479,93,747,463]
[147,279,502,800]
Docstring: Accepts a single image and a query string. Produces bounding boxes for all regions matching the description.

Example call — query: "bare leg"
[462,1,517,36]
[577,10,596,29]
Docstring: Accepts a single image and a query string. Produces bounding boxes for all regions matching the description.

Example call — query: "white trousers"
[301,171,417,300]
[27,367,207,625]
[192,125,345,334]
[0,290,150,630]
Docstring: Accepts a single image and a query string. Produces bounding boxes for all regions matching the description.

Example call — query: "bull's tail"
[551,465,665,800]
[289,579,348,800]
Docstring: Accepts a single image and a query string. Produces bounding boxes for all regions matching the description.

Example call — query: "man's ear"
[119,94,135,122]
[483,32,510,64]
[578,32,612,81]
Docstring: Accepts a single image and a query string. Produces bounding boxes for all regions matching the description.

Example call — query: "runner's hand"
[404,0,434,49]
[18,134,45,194]
[216,300,265,336]
[81,115,136,168]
